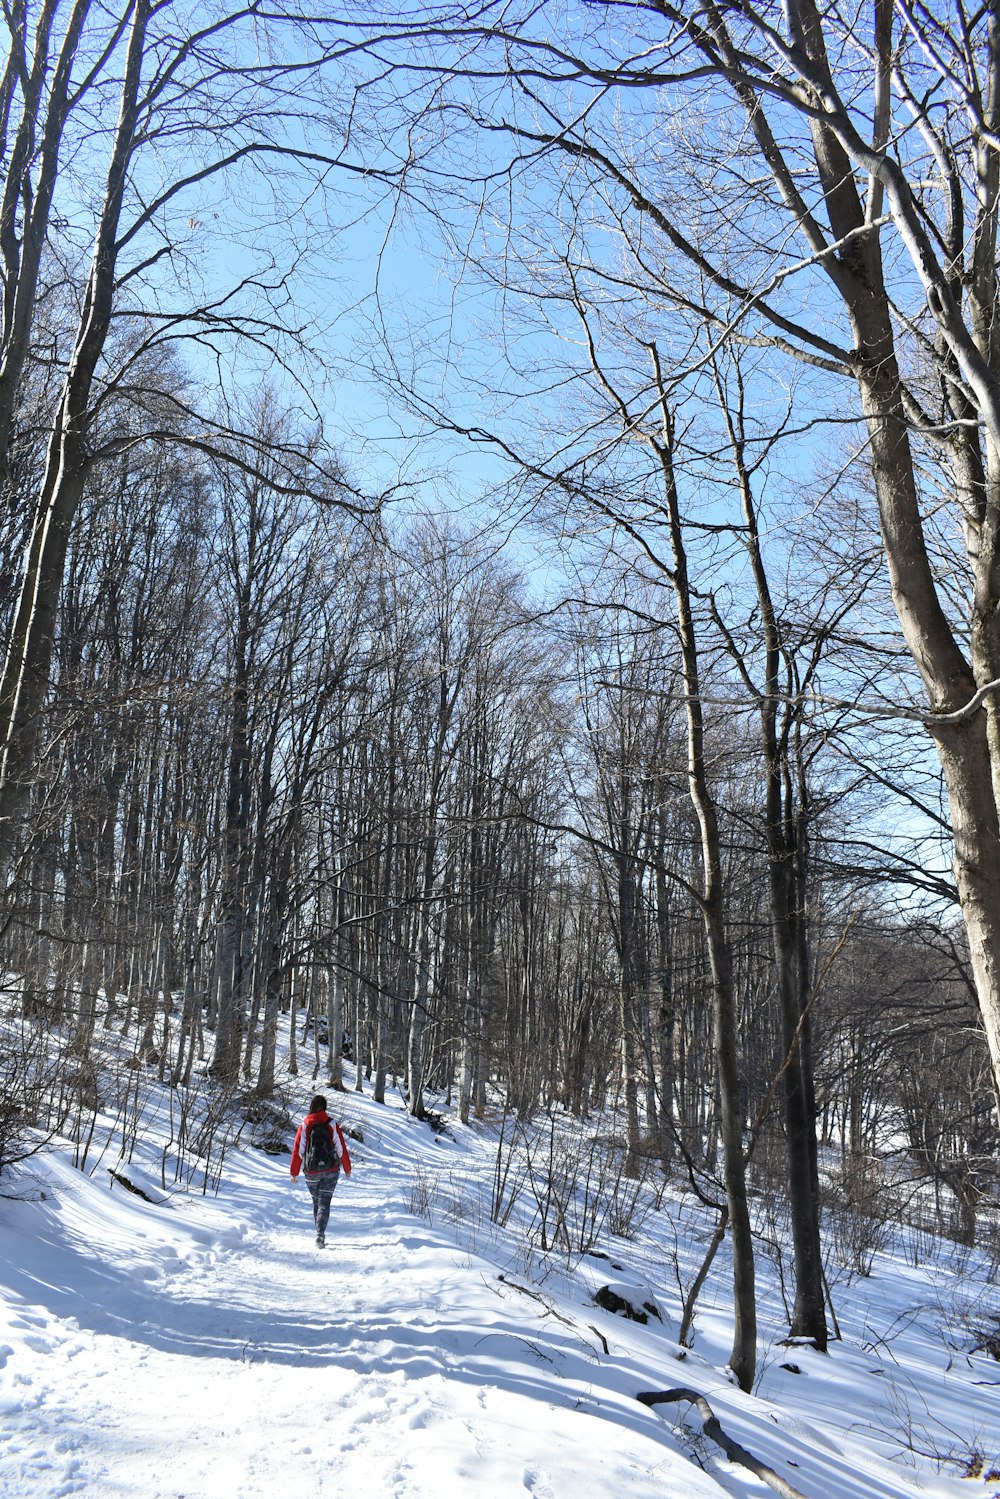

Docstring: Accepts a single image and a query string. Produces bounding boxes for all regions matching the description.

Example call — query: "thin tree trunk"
[0,0,152,883]
[648,367,757,1392]
[713,358,827,1349]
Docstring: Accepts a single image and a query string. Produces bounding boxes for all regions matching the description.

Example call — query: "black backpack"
[304,1118,335,1172]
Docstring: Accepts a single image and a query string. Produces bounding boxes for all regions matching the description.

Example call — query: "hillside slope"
[0,1079,996,1498]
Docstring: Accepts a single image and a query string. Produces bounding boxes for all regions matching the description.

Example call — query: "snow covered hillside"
[0,1076,998,1499]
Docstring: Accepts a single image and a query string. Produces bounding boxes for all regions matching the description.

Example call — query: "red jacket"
[290,1110,352,1179]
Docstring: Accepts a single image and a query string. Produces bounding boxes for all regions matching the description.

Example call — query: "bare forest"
[2,0,999,1394]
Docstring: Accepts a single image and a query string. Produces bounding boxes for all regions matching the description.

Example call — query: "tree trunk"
[649,377,757,1392]
[720,377,828,1350]
[0,1,151,883]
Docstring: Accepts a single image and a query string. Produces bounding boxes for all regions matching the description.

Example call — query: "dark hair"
[309,1093,327,1114]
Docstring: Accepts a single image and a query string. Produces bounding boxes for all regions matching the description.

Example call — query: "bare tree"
[0,1,384,884]
[351,0,1000,1124]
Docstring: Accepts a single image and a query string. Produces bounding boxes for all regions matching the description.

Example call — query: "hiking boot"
[316,1233,325,1247]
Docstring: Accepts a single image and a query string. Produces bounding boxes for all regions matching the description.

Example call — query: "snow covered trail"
[0,1102,708,1499]
[0,1089,995,1498]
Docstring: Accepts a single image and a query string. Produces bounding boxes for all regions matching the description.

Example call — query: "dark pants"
[306,1169,339,1236]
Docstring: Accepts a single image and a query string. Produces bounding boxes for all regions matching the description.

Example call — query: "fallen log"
[637,1388,808,1499]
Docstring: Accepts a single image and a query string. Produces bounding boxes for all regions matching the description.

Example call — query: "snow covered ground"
[0,1075,998,1499]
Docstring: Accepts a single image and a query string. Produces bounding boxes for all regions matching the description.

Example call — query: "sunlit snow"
[0,1073,997,1498]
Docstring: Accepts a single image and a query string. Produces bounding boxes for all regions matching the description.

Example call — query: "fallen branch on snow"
[637,1388,808,1499]
[496,1273,608,1358]
[108,1167,164,1204]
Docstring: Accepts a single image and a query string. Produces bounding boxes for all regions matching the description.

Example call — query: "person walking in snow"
[290,1094,352,1247]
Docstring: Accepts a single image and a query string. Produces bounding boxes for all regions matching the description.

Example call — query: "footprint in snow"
[522,1467,556,1499]
[10,1312,49,1330]
[131,1262,162,1282]
[50,1455,88,1497]
[345,1407,382,1428]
